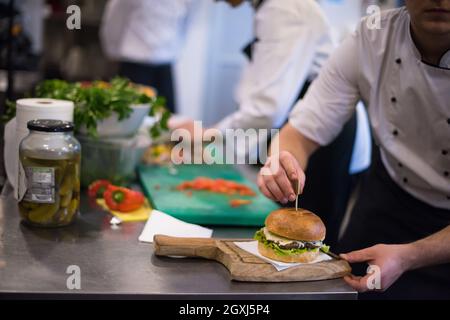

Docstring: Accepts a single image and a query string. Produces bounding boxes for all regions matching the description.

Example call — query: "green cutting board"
[138,164,279,226]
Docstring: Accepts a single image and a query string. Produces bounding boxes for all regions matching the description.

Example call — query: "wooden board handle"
[153,235,218,259]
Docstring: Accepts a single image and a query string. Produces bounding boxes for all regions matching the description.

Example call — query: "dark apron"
[338,147,450,300]
[119,61,176,113]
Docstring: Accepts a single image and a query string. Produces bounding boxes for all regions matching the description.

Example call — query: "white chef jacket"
[100,0,196,64]
[289,8,450,209]
[215,0,334,132]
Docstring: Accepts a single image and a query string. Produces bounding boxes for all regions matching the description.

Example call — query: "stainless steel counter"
[0,183,357,300]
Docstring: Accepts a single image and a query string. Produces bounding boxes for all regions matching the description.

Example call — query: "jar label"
[23,167,56,204]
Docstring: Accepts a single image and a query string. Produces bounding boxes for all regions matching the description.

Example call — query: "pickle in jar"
[19,157,80,227]
[27,195,61,225]
[18,120,81,228]
[63,198,79,223]
[60,190,73,208]
[59,162,79,196]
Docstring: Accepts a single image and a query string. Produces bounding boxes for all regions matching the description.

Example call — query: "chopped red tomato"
[177,177,256,197]
[229,199,253,208]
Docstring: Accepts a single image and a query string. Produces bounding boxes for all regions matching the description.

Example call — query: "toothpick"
[295,180,301,212]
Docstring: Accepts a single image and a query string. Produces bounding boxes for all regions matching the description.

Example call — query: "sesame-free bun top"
[265,208,326,241]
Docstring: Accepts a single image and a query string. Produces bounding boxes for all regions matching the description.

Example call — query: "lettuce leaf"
[254,229,329,257]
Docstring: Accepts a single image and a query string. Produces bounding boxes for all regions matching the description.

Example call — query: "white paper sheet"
[139,210,213,243]
[234,241,332,271]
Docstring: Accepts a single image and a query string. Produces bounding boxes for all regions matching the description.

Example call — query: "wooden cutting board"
[154,235,352,282]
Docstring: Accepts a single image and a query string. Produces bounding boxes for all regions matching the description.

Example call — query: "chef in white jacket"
[177,0,371,247]
[100,0,198,112]
[258,1,450,299]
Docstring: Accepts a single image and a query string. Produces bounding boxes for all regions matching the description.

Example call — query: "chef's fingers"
[340,247,375,263]
[343,274,370,293]
[264,175,288,204]
[257,173,276,201]
[279,156,300,199]
[169,118,193,131]
[272,166,296,202]
[279,152,298,180]
[258,162,279,201]
[279,153,305,195]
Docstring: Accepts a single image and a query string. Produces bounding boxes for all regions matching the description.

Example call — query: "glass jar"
[18,120,81,227]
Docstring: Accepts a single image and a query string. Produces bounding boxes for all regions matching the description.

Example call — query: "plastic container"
[77,135,147,187]
[18,120,81,228]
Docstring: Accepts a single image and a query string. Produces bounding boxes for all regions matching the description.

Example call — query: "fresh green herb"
[149,96,170,139]
[3,77,171,138]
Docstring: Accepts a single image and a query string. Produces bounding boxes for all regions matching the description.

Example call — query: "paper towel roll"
[16,98,74,129]
[4,98,75,199]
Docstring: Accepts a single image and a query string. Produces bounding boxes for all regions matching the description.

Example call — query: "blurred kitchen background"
[0,0,401,187]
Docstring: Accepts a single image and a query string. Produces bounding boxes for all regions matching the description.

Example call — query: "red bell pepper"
[88,180,112,199]
[103,185,145,212]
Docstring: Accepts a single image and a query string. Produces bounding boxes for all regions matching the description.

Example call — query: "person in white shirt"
[179,0,334,133]
[258,1,450,299]
[100,0,198,112]
[177,0,371,248]
[215,0,333,132]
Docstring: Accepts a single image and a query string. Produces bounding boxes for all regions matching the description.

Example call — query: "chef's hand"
[340,244,413,292]
[169,119,209,142]
[169,119,196,137]
[257,151,305,204]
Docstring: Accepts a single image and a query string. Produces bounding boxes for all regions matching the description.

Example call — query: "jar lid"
[27,119,74,133]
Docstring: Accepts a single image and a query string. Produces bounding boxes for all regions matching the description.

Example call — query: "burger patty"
[262,228,323,250]
[277,241,321,250]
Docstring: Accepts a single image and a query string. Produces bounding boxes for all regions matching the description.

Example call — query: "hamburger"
[254,208,330,263]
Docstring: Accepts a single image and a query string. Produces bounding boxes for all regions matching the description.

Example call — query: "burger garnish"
[254,208,330,263]
[254,228,329,257]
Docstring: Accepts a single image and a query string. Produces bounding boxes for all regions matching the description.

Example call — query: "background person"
[100,0,199,112]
